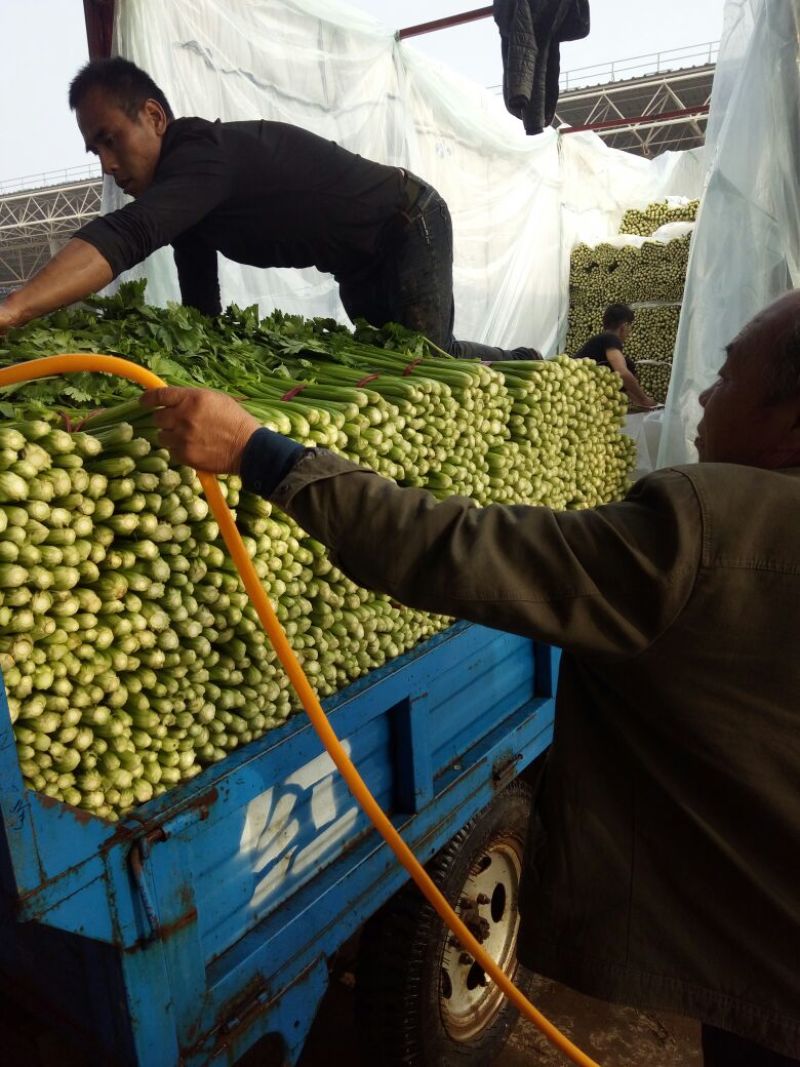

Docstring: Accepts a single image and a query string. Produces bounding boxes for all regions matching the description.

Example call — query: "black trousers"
[338,181,538,362]
[702,1025,800,1066]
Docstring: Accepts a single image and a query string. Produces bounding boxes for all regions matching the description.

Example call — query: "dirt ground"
[297,970,703,1067]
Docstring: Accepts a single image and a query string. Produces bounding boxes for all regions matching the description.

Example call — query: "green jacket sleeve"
[272,450,702,659]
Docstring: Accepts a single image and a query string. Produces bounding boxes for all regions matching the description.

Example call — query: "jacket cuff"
[239,427,305,498]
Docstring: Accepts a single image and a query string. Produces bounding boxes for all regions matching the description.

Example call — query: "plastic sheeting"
[105,0,706,356]
[625,410,666,481]
[658,0,800,465]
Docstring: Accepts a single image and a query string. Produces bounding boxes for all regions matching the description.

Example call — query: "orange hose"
[0,354,600,1067]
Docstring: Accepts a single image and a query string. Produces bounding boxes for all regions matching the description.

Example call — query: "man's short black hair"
[69,58,174,122]
[602,303,635,330]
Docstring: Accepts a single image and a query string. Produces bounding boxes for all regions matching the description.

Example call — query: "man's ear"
[143,98,168,137]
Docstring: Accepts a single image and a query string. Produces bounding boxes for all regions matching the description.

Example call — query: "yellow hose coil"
[0,354,600,1067]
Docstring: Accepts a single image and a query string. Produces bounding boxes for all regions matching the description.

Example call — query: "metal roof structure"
[554,42,717,157]
[0,166,102,290]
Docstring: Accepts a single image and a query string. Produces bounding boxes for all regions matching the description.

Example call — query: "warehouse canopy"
[104,0,704,357]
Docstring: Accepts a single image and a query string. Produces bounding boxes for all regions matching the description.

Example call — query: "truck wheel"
[355,780,534,1066]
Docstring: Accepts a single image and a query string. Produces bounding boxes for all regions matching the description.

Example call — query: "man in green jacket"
[143,290,800,1066]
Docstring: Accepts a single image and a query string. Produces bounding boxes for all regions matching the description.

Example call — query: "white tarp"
[106,0,705,357]
[658,0,800,465]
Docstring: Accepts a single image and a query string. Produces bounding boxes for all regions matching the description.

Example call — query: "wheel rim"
[438,834,523,1042]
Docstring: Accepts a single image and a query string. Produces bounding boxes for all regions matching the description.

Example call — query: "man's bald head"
[696,290,800,467]
[742,289,800,404]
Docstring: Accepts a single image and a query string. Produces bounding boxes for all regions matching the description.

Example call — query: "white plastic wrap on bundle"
[650,222,696,241]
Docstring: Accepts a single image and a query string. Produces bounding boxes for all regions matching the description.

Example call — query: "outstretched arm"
[173,234,222,317]
[142,386,699,659]
[606,349,656,408]
[0,238,113,332]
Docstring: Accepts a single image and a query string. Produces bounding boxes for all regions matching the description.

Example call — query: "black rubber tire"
[354,780,535,1066]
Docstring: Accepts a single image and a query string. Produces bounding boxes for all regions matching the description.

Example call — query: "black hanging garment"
[493,0,590,134]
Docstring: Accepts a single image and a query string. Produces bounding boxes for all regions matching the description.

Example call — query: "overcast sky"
[1,0,726,185]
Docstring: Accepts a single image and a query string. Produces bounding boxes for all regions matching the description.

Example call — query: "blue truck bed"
[0,621,557,1065]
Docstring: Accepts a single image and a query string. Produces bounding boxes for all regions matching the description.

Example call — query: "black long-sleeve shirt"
[76,117,407,315]
[573,331,637,375]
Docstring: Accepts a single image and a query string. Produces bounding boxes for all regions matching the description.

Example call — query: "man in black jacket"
[494,0,590,134]
[0,58,538,362]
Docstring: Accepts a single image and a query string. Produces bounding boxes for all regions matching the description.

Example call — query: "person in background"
[144,290,800,1066]
[0,58,538,363]
[573,302,656,408]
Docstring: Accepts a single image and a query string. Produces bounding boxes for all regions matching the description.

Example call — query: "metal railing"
[558,40,719,91]
[0,163,102,197]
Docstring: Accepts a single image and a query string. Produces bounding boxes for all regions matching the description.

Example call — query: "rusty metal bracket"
[126,803,210,943]
[128,835,162,943]
[219,986,272,1037]
[492,753,522,792]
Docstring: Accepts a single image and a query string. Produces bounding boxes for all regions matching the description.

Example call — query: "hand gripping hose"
[0,354,600,1067]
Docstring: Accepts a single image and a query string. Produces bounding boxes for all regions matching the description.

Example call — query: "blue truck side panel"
[0,623,557,1065]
